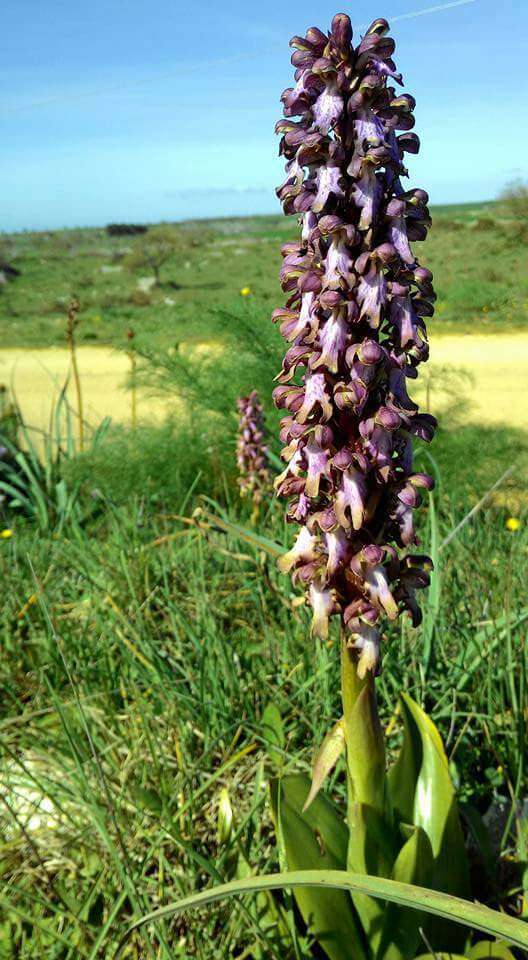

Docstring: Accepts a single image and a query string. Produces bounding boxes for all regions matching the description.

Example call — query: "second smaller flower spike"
[236,391,271,507]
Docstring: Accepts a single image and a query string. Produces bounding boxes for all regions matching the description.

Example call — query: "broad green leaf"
[388,693,470,952]
[261,702,285,769]
[388,697,422,827]
[402,693,466,881]
[270,775,368,960]
[377,824,434,960]
[117,869,528,955]
[303,719,345,812]
[468,942,516,959]
[347,801,396,951]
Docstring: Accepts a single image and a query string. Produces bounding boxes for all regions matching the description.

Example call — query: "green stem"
[129,348,137,430]
[67,298,84,453]
[341,637,386,813]
[341,636,390,950]
[70,338,84,453]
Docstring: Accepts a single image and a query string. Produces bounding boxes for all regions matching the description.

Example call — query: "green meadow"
[1,201,527,353]
[0,202,526,957]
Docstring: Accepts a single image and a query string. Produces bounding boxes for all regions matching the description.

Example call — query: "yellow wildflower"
[506,517,521,532]
[240,286,251,296]
[0,529,13,539]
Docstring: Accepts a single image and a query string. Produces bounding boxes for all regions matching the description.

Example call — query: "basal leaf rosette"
[273,13,436,677]
[236,390,271,506]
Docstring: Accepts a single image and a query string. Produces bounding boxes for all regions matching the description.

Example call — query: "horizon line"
[4,197,495,237]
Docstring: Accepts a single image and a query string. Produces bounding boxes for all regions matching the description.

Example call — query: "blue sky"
[1,0,527,231]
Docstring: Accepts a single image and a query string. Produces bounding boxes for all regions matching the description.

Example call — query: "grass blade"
[117,869,528,954]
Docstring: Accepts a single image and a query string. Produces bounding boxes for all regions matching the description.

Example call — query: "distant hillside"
[0,199,525,351]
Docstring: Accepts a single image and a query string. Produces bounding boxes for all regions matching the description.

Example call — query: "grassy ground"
[0,445,526,958]
[0,206,527,957]
[0,201,527,353]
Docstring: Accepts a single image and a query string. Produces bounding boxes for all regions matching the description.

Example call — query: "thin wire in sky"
[2,0,479,114]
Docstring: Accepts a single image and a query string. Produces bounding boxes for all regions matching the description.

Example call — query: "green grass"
[0,201,526,352]
[0,450,526,957]
[0,374,526,958]
[0,206,527,957]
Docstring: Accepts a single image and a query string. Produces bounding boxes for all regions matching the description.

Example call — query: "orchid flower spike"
[273,12,436,677]
[236,390,271,506]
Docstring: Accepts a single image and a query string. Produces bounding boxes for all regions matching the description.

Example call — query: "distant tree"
[124,225,182,285]
[498,179,528,242]
[124,224,204,286]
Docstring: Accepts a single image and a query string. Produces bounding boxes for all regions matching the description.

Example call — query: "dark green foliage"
[106,223,148,236]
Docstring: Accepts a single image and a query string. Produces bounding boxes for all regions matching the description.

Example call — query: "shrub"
[498,179,528,242]
[106,223,148,236]
[128,289,152,307]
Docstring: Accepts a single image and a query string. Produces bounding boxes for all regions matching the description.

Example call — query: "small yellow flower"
[506,517,521,532]
[240,286,251,297]
[0,529,13,539]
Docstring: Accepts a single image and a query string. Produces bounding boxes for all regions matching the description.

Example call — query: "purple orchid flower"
[272,12,436,677]
[236,391,271,506]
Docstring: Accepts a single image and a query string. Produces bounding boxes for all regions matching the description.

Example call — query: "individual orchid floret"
[272,12,436,673]
[236,391,271,506]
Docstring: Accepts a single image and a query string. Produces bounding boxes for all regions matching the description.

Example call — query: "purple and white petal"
[313,81,343,134]
[278,525,319,572]
[309,583,337,639]
[334,468,368,530]
[351,168,382,230]
[312,312,348,372]
[312,165,345,212]
[297,372,333,423]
